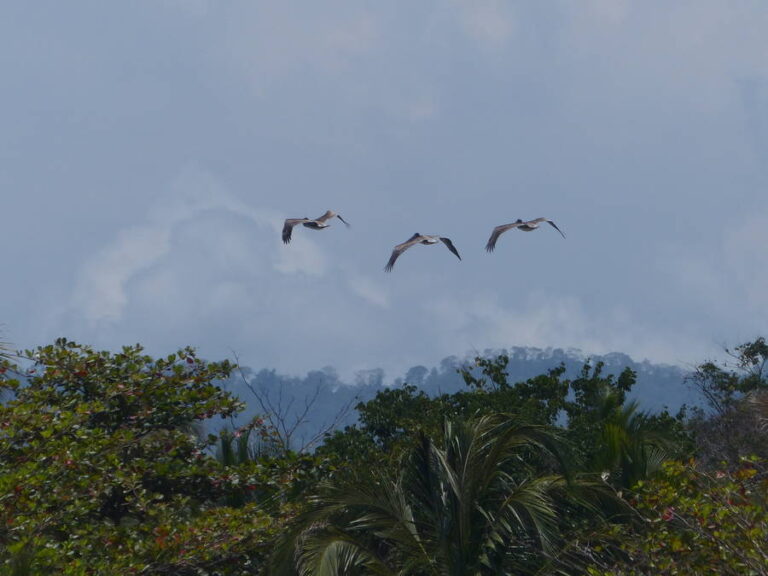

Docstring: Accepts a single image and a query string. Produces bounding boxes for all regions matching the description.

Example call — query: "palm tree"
[273,414,615,576]
[583,391,679,490]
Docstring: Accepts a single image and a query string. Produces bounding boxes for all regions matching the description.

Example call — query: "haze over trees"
[1,336,766,575]
[223,347,691,453]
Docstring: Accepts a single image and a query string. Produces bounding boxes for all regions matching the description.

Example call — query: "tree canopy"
[1,337,765,575]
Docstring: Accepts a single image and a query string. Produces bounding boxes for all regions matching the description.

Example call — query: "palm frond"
[296,531,395,576]
[277,413,609,576]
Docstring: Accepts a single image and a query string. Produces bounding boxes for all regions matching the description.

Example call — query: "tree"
[231,360,358,455]
[588,459,768,576]
[460,355,569,426]
[686,337,768,468]
[322,356,683,492]
[317,384,443,471]
[275,414,616,576]
[0,339,287,575]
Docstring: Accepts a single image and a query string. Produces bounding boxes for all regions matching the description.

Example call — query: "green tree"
[0,339,287,575]
[322,356,683,492]
[319,359,571,473]
[459,355,569,426]
[588,459,768,576]
[557,362,684,490]
[317,384,443,473]
[276,414,615,576]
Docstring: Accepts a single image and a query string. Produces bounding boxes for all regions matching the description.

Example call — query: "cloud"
[71,166,281,324]
[421,290,711,366]
[348,274,390,308]
[63,164,403,374]
[670,206,768,323]
[8,1,767,379]
[273,238,328,277]
[647,204,768,365]
[72,225,171,322]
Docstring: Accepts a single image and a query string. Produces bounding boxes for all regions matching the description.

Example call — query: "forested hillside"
[1,338,766,575]
[222,347,692,452]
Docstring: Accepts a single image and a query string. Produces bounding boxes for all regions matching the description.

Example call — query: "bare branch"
[230,352,359,453]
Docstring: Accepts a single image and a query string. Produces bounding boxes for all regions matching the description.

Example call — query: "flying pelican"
[485,218,565,252]
[282,210,350,244]
[384,233,462,272]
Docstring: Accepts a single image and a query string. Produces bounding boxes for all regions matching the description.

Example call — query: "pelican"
[282,210,350,244]
[384,233,462,272]
[485,217,565,252]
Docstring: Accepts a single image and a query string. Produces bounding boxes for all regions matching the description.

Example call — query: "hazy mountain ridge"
[221,347,695,450]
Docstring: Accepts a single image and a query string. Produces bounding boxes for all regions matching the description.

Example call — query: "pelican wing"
[546,220,566,238]
[314,210,336,223]
[485,222,521,252]
[440,237,462,261]
[282,218,309,244]
[530,217,566,238]
[384,234,422,272]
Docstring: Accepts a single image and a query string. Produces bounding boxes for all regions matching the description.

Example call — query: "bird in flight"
[282,210,350,244]
[384,233,462,272]
[485,218,565,252]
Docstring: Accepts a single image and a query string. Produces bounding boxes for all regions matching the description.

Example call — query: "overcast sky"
[2,1,767,379]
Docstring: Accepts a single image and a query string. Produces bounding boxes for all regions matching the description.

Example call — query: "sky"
[2,1,767,380]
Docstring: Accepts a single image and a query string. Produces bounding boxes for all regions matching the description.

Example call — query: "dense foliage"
[594,459,768,575]
[277,415,616,576]
[0,340,300,575]
[1,337,766,575]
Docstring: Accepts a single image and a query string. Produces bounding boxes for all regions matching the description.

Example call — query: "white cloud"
[72,225,171,322]
[422,290,710,367]
[71,166,281,323]
[348,274,390,308]
[63,164,402,375]
[8,1,767,379]
[273,237,328,277]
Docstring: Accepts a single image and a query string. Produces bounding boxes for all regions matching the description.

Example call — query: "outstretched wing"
[546,220,566,238]
[485,223,520,252]
[314,210,335,223]
[282,218,308,244]
[440,237,462,261]
[530,217,566,239]
[384,234,421,272]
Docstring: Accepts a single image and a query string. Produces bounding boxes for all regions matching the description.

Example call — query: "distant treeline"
[222,346,693,451]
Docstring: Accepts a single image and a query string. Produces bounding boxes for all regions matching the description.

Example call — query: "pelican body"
[282,210,350,244]
[384,233,462,272]
[485,217,565,252]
